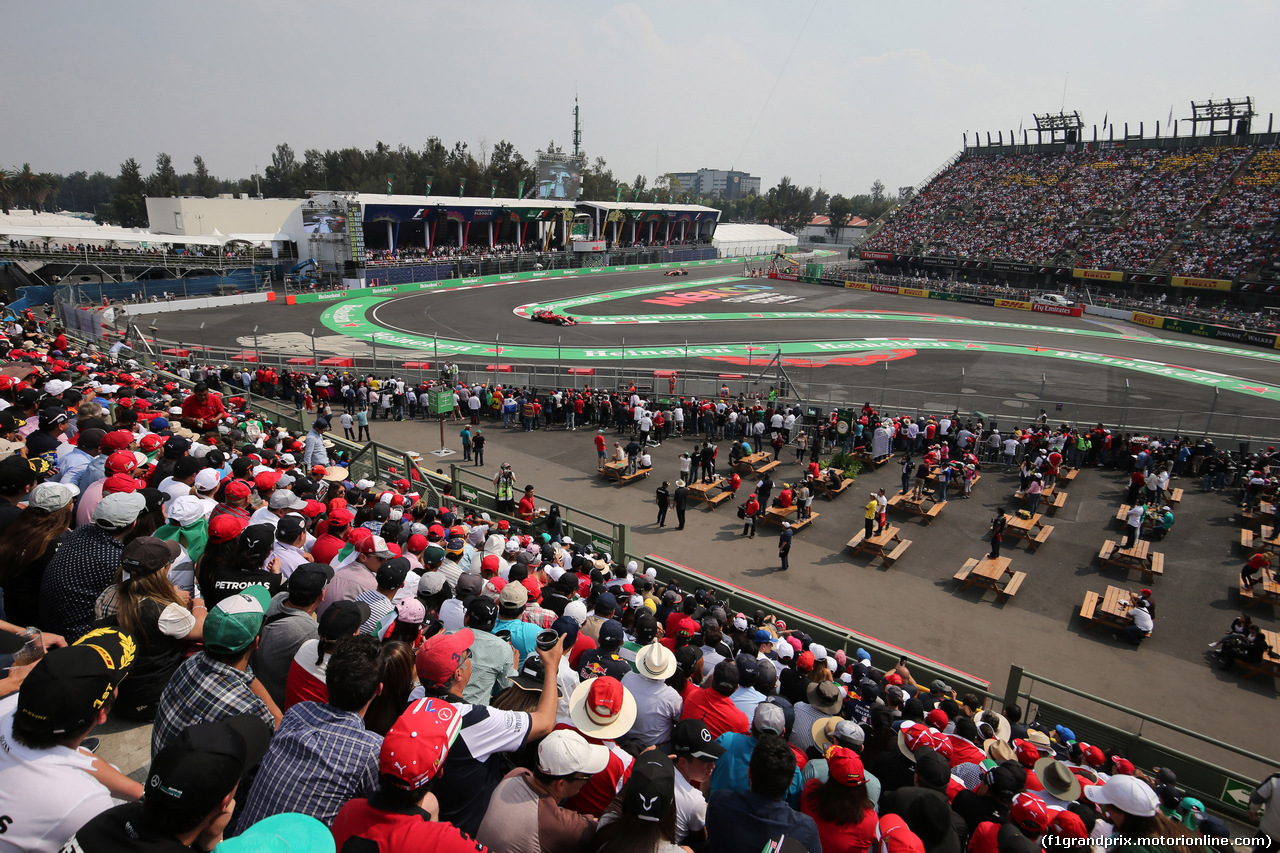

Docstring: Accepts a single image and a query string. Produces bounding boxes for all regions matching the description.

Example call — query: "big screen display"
[535,156,583,200]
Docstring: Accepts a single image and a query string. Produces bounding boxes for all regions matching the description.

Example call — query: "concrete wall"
[122,290,271,316]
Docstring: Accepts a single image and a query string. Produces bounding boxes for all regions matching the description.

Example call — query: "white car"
[1032,293,1074,307]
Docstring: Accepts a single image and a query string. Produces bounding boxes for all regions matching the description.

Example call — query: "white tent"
[711,223,797,257]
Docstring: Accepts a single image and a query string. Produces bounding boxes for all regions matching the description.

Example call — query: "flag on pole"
[490,181,497,199]
[1168,105,1174,129]
[517,180,525,199]
[459,178,466,197]
[1102,111,1108,129]
[425,176,433,196]
[634,187,640,202]
[616,187,622,203]
[386,174,393,196]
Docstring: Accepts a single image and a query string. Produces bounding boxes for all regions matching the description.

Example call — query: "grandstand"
[861,108,1280,296]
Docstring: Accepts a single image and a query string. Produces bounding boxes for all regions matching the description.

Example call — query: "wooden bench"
[1099,539,1117,562]
[1241,528,1256,552]
[887,494,946,524]
[754,459,781,476]
[1238,581,1256,606]
[998,571,1027,602]
[1061,468,1079,482]
[1047,491,1069,516]
[847,529,867,550]
[955,559,977,584]
[614,466,651,485]
[1147,552,1165,579]
[706,491,735,509]
[813,476,856,500]
[762,505,818,531]
[1167,487,1183,503]
[884,539,912,567]
[853,449,891,468]
[1080,590,1100,622]
[1029,525,1055,553]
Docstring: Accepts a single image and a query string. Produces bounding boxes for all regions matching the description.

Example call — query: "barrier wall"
[123,291,273,316]
[288,254,766,305]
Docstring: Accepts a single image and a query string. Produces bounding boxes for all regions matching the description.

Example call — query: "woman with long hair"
[0,483,76,626]
[103,537,205,721]
[1085,774,1196,853]
[800,746,878,853]
[363,640,416,736]
[593,752,685,853]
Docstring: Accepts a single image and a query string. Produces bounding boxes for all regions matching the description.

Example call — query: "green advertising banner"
[429,389,453,415]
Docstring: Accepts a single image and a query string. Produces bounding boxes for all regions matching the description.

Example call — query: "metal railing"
[0,246,257,271]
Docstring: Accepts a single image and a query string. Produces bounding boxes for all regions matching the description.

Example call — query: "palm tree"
[35,173,59,212]
[0,168,12,215]
[15,164,41,214]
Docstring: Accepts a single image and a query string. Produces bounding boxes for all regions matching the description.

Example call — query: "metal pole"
[199,322,206,359]
[557,336,561,389]
[621,337,626,386]
[1037,373,1046,414]
[955,367,965,413]
[370,334,378,371]
[881,362,888,408]
[433,333,439,369]
[1204,387,1219,437]
[494,334,500,380]
[310,328,318,369]
[252,326,259,363]
[684,341,689,399]
[1119,379,1130,431]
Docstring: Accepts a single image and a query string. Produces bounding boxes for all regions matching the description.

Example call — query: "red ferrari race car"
[664,268,689,276]
[531,309,578,326]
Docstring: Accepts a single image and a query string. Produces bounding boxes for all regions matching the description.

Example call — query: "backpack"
[737,504,747,520]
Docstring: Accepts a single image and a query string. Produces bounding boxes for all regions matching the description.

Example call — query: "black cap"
[712,660,739,695]
[275,514,307,542]
[914,747,951,788]
[38,407,69,429]
[286,562,334,597]
[734,653,758,686]
[0,455,36,493]
[319,600,370,639]
[510,653,553,692]
[634,611,658,644]
[623,752,676,822]
[375,556,412,590]
[986,760,1028,798]
[144,715,271,826]
[240,523,275,557]
[16,627,135,736]
[163,435,191,458]
[465,595,498,629]
[138,487,166,514]
[672,719,725,760]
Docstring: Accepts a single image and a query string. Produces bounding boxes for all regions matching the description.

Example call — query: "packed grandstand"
[863,142,1280,282]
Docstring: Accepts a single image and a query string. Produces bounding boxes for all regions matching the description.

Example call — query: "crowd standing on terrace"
[0,310,1275,851]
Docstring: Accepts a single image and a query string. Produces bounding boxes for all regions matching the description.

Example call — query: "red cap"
[379,697,465,790]
[1013,739,1039,768]
[101,430,134,451]
[877,814,926,853]
[675,616,698,638]
[497,520,510,531]
[103,473,142,495]
[902,725,935,755]
[1081,744,1105,768]
[480,554,500,575]
[224,480,252,500]
[407,534,428,552]
[386,542,402,558]
[1010,792,1050,833]
[796,651,815,672]
[301,500,326,519]
[254,471,281,491]
[394,478,410,491]
[310,464,327,477]
[139,434,164,452]
[327,507,354,526]
[926,709,949,730]
[582,676,625,724]
[521,576,542,601]
[428,524,446,540]
[1050,809,1088,839]
[1111,757,1135,775]
[209,514,249,544]
[415,628,475,686]
[884,672,903,686]
[826,745,867,787]
[105,451,138,474]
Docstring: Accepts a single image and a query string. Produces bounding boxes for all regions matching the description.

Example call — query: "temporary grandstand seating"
[865,143,1280,281]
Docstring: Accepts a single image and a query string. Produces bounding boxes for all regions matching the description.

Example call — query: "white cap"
[355,479,375,490]
[537,729,609,776]
[809,643,828,661]
[167,495,205,527]
[826,656,838,672]
[194,468,220,493]
[626,560,639,574]
[732,614,748,632]
[44,379,71,395]
[644,567,657,580]
[564,599,588,625]
[776,642,794,660]
[1084,775,1159,817]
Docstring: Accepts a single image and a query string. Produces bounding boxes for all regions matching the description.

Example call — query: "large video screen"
[303,209,347,234]
[535,156,583,200]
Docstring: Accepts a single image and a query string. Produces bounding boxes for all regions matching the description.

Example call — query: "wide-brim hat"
[1034,756,1082,802]
[568,677,637,741]
[806,680,844,715]
[635,642,678,681]
[984,738,1016,763]
[973,709,1012,743]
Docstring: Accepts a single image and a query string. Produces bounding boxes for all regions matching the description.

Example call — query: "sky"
[3,0,1278,201]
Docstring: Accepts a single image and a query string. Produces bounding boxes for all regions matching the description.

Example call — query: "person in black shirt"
[205,523,283,609]
[949,760,1025,839]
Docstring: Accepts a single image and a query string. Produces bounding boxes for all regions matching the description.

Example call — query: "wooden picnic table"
[846,525,911,568]
[811,469,856,500]
[686,477,736,509]
[1079,584,1137,631]
[599,460,651,485]
[953,555,1026,602]
[734,451,781,477]
[1235,629,1280,680]
[1241,503,1277,529]
[1004,513,1054,553]
[1239,574,1280,609]
[1114,505,1159,530]
[1239,525,1278,555]
[887,493,946,524]
[1098,538,1165,582]
[1013,484,1055,503]
[762,504,818,531]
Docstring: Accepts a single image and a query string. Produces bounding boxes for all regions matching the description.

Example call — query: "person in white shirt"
[157,457,201,507]
[0,628,141,853]
[670,719,725,845]
[1119,596,1154,645]
[270,515,313,579]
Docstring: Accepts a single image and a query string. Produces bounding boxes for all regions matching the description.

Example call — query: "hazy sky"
[4,0,1277,199]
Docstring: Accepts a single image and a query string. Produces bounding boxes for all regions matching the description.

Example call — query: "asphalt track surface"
[158,265,1280,432]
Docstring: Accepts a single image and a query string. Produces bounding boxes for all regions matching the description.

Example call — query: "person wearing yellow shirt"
[864,493,878,539]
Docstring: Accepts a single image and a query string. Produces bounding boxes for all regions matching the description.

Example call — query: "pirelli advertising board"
[1072,268,1126,282]
[1169,276,1233,291]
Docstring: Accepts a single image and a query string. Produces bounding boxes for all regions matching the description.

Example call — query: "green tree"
[148,153,179,198]
[57,171,117,214]
[0,168,13,215]
[109,158,149,227]
[192,155,215,197]
[264,143,300,197]
[580,155,619,202]
[871,179,886,202]
[14,164,43,213]
[827,194,854,241]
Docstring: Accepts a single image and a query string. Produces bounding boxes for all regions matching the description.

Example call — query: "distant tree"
[580,155,619,202]
[264,143,300,197]
[870,179,886,203]
[193,155,215,197]
[109,158,149,227]
[148,153,179,198]
[0,168,12,215]
[827,194,854,241]
[767,176,815,234]
[15,164,43,213]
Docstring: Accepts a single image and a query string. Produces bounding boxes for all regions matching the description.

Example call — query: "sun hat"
[568,676,637,740]
[635,642,678,681]
[1084,774,1159,817]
